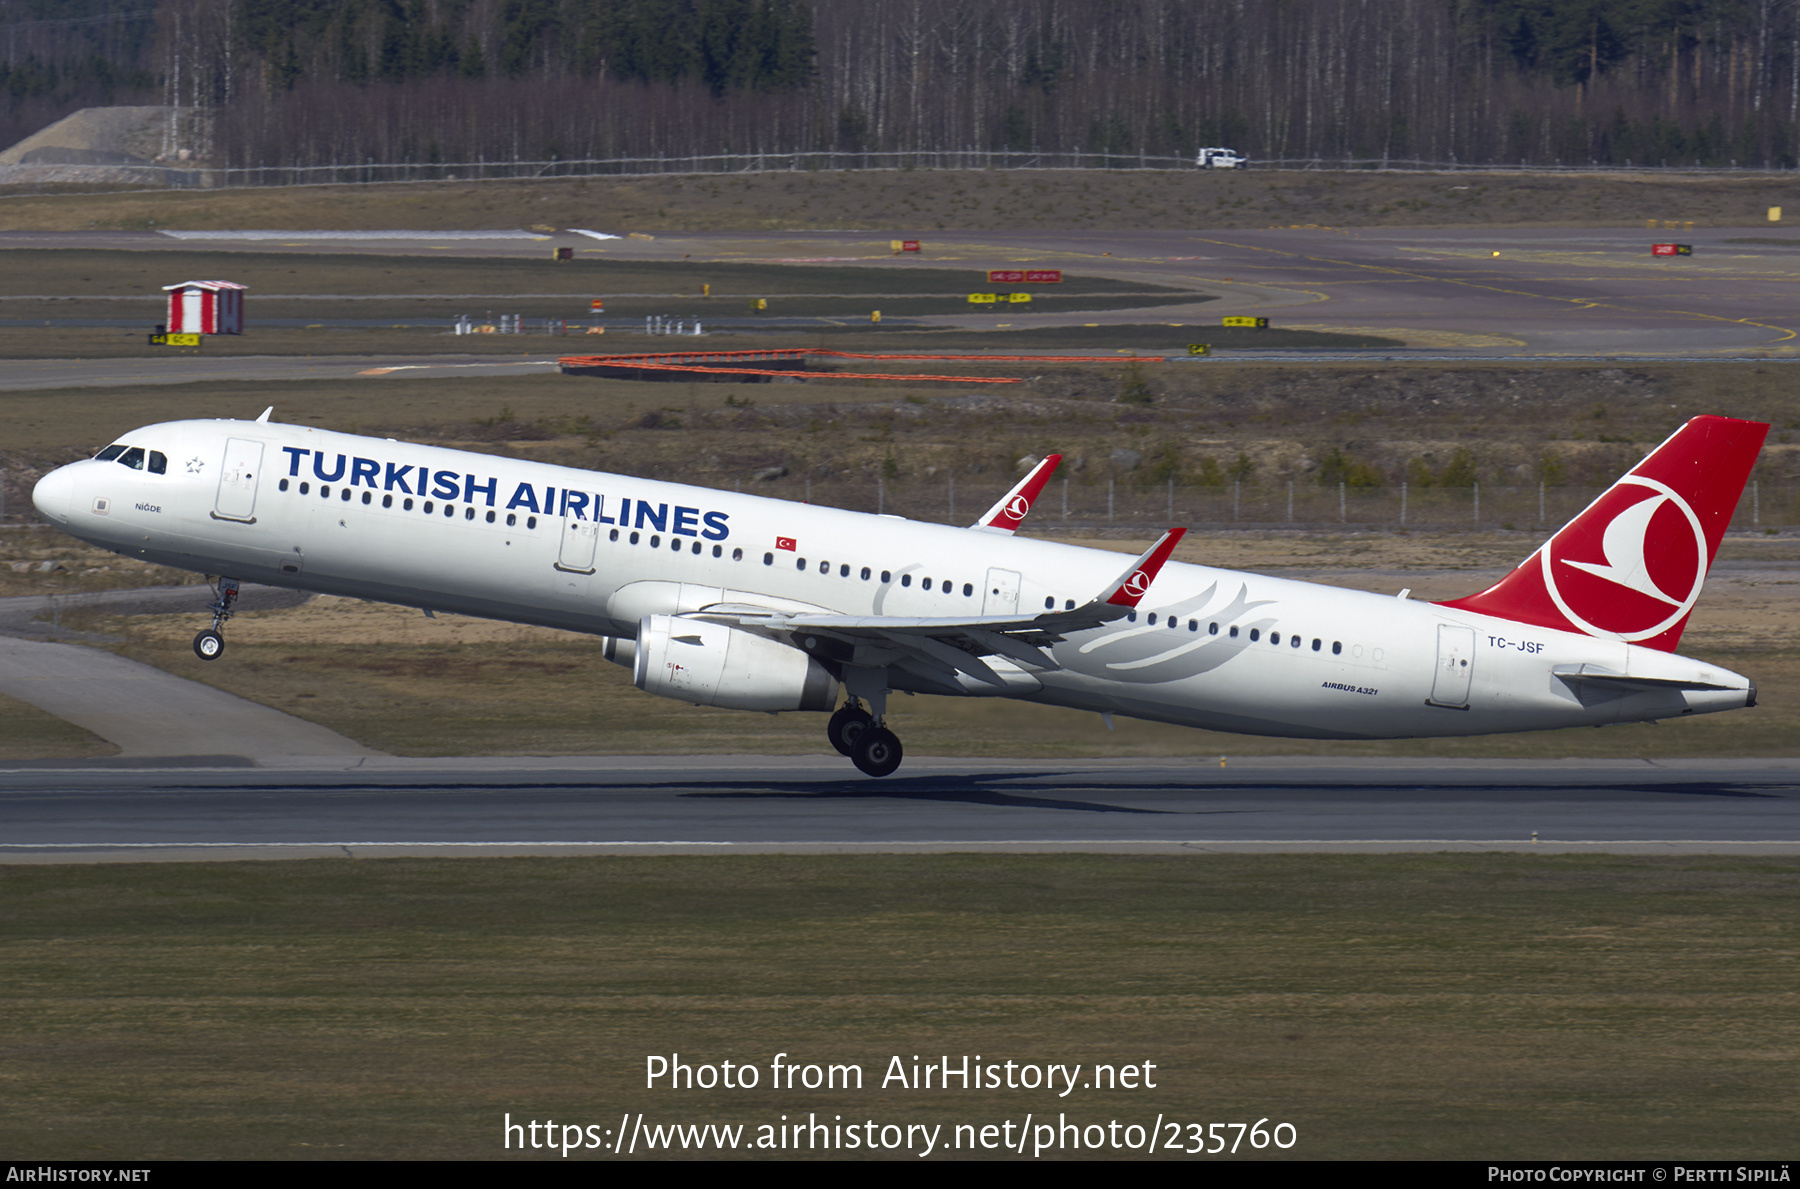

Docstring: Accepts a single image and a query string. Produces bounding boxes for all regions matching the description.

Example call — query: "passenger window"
[1229,626,1239,638]
[118,447,145,470]
[423,500,433,513]
[1169,616,1179,629]
[1188,619,1197,631]
[1209,622,1219,635]
[820,560,830,574]
[322,486,332,498]
[881,571,892,583]
[1148,613,1157,625]
[840,564,850,577]
[923,578,933,591]
[1271,632,1280,644]
[629,531,640,545]
[1064,599,1074,610]
[383,494,393,508]
[732,547,743,561]
[465,507,475,520]
[712,545,722,558]
[486,510,495,523]
[279,479,290,492]
[362,492,371,505]
[1290,635,1301,648]
[763,552,773,565]
[674,538,684,551]
[901,574,911,587]
[444,504,454,517]
[1127,612,1137,623]
[148,451,167,475]
[95,444,126,461]
[1312,638,1321,651]
[862,567,872,581]
[1332,641,1342,655]
[797,557,807,570]
[1250,629,1261,641]
[343,489,353,502]
[527,516,537,528]
[403,497,413,510]
[962,583,973,596]
[1044,597,1055,610]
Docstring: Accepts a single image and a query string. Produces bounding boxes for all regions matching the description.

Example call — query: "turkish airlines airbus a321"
[31,411,1765,776]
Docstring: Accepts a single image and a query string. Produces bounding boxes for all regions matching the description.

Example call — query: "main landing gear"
[193,577,239,661]
[829,697,904,778]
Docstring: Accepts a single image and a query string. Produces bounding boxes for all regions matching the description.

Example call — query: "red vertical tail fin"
[1438,415,1768,652]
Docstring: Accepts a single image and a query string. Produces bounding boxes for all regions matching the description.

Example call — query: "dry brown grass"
[2,168,1796,232]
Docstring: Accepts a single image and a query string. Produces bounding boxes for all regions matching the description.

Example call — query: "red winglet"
[1103,527,1187,607]
[1439,415,1768,652]
[974,453,1064,533]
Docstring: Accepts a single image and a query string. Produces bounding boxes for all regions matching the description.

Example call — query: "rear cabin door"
[212,437,264,522]
[1428,624,1475,708]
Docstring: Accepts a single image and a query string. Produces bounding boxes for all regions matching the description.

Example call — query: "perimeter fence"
[756,476,1795,534]
[3,150,1795,192]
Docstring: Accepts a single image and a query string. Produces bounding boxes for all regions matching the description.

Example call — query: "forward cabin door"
[1428,624,1475,708]
[556,516,599,574]
[212,438,264,522]
[983,567,1021,615]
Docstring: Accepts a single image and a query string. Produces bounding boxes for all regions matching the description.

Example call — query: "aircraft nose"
[32,464,75,525]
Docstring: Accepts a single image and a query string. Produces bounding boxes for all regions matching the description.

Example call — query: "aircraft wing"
[970,453,1062,534]
[698,528,1186,686]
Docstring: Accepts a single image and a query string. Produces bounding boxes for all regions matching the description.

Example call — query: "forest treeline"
[6,0,1800,170]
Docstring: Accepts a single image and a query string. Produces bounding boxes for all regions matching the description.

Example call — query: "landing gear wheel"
[850,726,903,778]
[193,629,224,661]
[827,705,874,756]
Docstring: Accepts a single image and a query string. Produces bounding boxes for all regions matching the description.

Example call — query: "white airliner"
[31,410,1765,776]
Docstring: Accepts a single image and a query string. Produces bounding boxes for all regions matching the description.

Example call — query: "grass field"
[0,690,116,760]
[1,168,1794,232]
[2,853,1794,1160]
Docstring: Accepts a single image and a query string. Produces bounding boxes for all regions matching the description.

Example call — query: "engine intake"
[634,614,836,712]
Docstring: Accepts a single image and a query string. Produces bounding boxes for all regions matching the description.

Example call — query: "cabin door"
[1428,624,1475,708]
[983,567,1021,616]
[213,438,264,522]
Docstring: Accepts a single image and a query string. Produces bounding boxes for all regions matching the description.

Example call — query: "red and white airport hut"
[163,280,246,334]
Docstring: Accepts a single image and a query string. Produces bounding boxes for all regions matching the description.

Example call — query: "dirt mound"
[0,107,186,167]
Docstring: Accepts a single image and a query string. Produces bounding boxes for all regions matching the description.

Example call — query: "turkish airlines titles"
[279,446,734,539]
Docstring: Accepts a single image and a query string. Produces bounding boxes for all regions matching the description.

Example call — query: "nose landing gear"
[193,578,239,661]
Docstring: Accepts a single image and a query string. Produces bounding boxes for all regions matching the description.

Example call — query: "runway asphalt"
[3,756,1797,861]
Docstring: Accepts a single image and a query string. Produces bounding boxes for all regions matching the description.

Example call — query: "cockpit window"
[95,444,126,461]
[118,447,146,470]
[148,451,167,475]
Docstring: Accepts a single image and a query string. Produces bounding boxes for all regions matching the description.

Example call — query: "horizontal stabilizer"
[1551,663,1737,692]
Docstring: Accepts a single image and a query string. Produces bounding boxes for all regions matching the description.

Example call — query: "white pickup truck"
[1195,147,1248,170]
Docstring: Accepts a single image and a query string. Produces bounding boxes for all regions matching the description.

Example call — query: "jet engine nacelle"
[634,614,836,712]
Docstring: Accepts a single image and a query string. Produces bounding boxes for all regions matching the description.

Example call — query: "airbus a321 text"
[32,411,1765,776]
